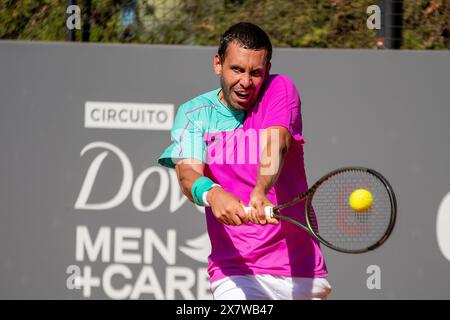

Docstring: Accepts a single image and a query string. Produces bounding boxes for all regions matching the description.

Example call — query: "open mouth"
[234,91,251,100]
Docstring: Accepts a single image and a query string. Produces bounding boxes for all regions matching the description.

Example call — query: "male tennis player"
[158,22,331,300]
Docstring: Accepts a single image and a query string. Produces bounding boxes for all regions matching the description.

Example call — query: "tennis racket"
[245,167,396,254]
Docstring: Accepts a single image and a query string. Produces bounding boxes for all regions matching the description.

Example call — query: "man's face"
[214,41,271,111]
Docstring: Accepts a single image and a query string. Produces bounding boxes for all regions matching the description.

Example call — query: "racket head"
[305,167,397,254]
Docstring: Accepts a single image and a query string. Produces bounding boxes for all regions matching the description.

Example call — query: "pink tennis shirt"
[159,74,328,284]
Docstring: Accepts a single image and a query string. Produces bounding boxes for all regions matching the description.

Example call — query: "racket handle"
[243,206,274,219]
[264,206,274,219]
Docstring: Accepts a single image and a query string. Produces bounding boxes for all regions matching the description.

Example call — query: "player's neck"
[218,90,241,112]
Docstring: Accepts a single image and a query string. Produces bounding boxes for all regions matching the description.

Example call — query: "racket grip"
[242,206,274,219]
[264,206,274,219]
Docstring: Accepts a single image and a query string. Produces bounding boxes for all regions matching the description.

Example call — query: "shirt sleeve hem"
[261,123,305,144]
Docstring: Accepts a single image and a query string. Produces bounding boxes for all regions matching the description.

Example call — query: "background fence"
[1,0,449,49]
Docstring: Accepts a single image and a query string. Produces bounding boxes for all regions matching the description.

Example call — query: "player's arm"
[249,126,292,224]
[175,158,205,203]
[175,159,248,226]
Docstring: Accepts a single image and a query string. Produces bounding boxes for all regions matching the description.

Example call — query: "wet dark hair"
[218,22,272,63]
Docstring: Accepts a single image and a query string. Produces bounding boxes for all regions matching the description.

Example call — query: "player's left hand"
[249,187,279,225]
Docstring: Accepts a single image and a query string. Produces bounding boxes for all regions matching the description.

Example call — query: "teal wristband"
[192,177,215,206]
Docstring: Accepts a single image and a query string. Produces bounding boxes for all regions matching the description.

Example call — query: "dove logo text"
[75,141,192,213]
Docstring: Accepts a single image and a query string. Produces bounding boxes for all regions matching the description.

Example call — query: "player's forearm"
[254,151,286,194]
[255,127,291,194]
[175,161,204,202]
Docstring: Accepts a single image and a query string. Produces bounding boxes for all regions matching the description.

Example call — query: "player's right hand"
[249,187,279,225]
[207,187,249,226]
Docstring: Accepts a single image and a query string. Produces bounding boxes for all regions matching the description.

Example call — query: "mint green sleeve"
[158,105,206,168]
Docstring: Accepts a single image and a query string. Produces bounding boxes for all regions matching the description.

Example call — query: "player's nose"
[239,74,252,88]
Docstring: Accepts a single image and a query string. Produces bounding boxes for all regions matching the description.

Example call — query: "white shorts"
[211,274,332,300]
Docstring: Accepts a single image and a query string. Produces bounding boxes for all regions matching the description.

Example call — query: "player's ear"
[213,54,223,76]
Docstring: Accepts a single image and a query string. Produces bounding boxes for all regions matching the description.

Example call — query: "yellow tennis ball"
[349,189,373,212]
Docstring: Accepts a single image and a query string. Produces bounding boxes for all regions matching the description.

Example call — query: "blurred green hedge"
[1,0,448,49]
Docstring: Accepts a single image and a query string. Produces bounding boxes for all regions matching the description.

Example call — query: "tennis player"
[158,22,331,300]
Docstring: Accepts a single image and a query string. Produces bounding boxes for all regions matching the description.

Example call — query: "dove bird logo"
[179,233,211,263]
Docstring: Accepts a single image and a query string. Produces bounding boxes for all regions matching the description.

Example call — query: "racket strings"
[308,170,393,252]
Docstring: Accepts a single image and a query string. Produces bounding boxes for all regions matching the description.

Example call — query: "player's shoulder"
[178,89,218,115]
[264,74,301,101]
[267,74,298,91]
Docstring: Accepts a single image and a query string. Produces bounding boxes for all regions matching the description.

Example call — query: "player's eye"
[251,70,261,77]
